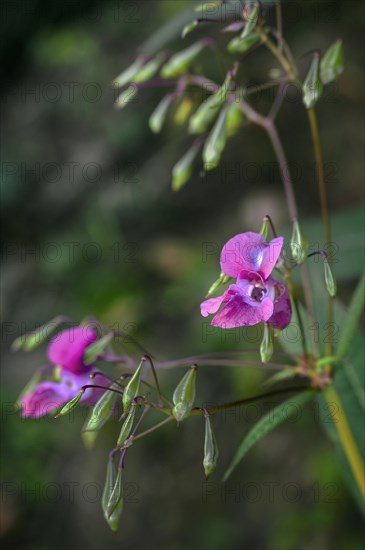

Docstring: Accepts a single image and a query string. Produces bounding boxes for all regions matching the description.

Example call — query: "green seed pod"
[115,85,138,110]
[172,366,197,422]
[84,382,119,432]
[203,414,219,478]
[324,258,337,297]
[206,272,229,297]
[56,390,84,418]
[241,2,260,39]
[320,40,344,85]
[227,33,261,54]
[194,2,222,13]
[182,20,198,39]
[149,94,174,134]
[81,429,98,450]
[160,41,206,79]
[289,219,308,265]
[226,102,243,138]
[303,53,323,109]
[134,55,164,84]
[203,105,229,170]
[113,58,144,88]
[260,324,274,364]
[117,406,137,447]
[172,140,202,191]
[12,316,65,352]
[84,333,113,366]
[106,468,123,520]
[122,360,144,412]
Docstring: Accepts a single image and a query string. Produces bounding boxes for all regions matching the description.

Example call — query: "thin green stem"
[129,416,174,442]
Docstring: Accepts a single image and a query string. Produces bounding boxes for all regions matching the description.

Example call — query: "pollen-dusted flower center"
[250,283,265,302]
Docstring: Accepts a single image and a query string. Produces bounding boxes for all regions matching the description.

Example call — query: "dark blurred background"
[1,1,364,549]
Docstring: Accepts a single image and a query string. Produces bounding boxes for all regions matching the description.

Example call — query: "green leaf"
[303,53,323,109]
[320,39,344,85]
[84,333,113,366]
[336,274,365,361]
[160,41,206,79]
[223,391,315,481]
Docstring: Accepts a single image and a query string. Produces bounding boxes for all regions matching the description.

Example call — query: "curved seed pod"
[113,57,144,88]
[323,258,337,297]
[289,219,307,265]
[12,316,65,352]
[117,406,137,447]
[115,85,138,110]
[172,139,202,191]
[56,390,84,418]
[106,468,123,519]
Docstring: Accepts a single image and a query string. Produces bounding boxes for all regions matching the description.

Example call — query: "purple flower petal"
[266,277,292,329]
[48,327,97,374]
[211,295,274,328]
[220,232,283,279]
[200,295,226,317]
[20,381,72,418]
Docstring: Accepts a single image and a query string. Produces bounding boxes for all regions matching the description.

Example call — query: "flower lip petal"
[211,295,273,328]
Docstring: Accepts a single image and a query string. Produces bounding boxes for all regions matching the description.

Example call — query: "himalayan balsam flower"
[20,327,107,418]
[201,232,291,329]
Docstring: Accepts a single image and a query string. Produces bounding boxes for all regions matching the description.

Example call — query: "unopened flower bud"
[303,52,323,109]
[84,382,120,432]
[172,365,197,422]
[123,360,145,412]
[320,40,344,85]
[289,219,307,265]
[203,413,219,478]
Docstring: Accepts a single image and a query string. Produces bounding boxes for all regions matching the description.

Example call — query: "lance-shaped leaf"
[172,139,202,191]
[182,20,198,39]
[227,33,261,54]
[240,2,260,40]
[123,360,145,412]
[289,219,307,264]
[336,274,365,361]
[113,57,144,88]
[172,365,197,422]
[160,41,207,79]
[203,414,219,478]
[303,53,323,109]
[117,405,137,447]
[56,390,84,418]
[83,382,120,432]
[320,39,344,85]
[115,85,138,110]
[133,54,165,84]
[84,333,113,366]
[12,316,66,352]
[260,324,274,364]
[149,94,175,134]
[323,258,337,297]
[203,105,229,170]
[224,391,315,481]
[106,467,123,520]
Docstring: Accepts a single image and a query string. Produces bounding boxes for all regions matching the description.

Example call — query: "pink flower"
[20,326,108,418]
[201,232,291,329]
